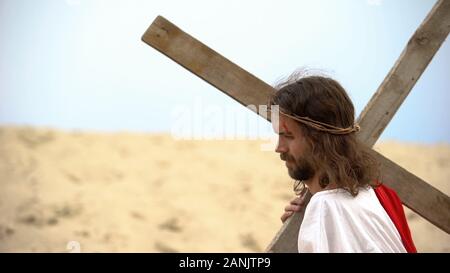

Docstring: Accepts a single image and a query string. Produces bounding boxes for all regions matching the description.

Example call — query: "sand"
[0,126,448,252]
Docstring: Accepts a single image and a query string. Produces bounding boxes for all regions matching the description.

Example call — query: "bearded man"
[270,73,416,253]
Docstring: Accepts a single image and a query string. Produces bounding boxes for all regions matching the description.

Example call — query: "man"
[270,73,416,253]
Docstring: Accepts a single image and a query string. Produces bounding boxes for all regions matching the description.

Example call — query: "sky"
[0,0,449,143]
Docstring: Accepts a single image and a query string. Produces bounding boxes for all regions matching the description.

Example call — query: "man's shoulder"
[308,187,375,210]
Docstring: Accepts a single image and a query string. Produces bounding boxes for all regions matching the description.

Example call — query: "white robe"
[298,187,407,253]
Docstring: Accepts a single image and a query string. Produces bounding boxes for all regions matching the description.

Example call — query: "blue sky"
[0,0,448,143]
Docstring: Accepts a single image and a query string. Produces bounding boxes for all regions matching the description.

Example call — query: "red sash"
[374,184,417,253]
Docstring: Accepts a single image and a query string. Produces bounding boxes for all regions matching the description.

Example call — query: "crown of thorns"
[270,107,360,135]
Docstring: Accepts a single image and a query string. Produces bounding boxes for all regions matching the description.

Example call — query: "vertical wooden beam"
[266,150,450,252]
[357,0,450,147]
[141,9,450,253]
[265,192,312,253]
[267,0,450,251]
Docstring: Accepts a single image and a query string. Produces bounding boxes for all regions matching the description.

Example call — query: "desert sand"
[0,126,448,252]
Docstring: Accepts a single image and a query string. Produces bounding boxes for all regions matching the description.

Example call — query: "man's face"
[272,114,315,181]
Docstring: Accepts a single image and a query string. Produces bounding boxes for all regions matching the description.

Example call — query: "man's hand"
[280,194,307,223]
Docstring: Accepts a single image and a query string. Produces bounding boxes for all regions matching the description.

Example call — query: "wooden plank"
[267,0,450,251]
[373,149,450,234]
[141,14,450,252]
[266,150,450,252]
[357,0,450,147]
[141,16,274,113]
[265,192,312,253]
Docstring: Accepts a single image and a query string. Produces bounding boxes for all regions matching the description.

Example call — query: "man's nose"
[275,139,288,154]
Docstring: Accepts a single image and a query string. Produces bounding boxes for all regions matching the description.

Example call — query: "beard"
[280,152,315,181]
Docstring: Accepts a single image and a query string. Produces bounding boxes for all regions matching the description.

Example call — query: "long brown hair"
[269,72,379,196]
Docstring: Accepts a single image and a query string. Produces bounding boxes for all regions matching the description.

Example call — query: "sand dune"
[0,126,448,252]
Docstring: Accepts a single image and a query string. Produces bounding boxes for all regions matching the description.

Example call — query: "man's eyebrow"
[278,131,293,136]
[281,124,293,135]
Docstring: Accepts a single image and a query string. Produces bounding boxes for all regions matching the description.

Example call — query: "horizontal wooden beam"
[141,14,450,253]
[142,16,274,112]
[266,149,450,252]
[373,149,450,234]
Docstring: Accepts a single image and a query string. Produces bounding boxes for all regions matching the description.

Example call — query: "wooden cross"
[142,0,450,252]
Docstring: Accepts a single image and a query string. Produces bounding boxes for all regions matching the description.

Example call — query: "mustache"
[280,153,294,162]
